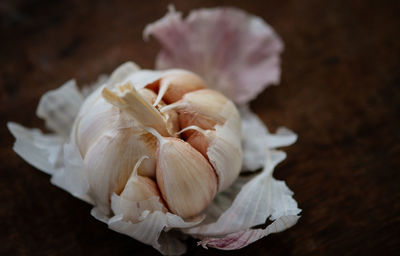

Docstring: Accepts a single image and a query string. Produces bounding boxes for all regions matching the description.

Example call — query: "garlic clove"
[120,174,161,202]
[146,128,217,219]
[161,89,233,136]
[186,131,210,158]
[178,112,217,139]
[178,89,230,123]
[153,70,206,104]
[120,156,162,202]
[73,90,118,157]
[179,125,216,160]
[83,129,157,213]
[112,156,167,219]
[112,156,167,222]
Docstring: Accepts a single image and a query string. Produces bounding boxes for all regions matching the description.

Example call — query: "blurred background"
[1,0,399,255]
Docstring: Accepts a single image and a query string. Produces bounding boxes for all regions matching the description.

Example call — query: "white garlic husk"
[70,62,243,220]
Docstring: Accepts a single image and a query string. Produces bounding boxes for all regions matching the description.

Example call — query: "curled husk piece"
[144,6,284,105]
[8,6,300,256]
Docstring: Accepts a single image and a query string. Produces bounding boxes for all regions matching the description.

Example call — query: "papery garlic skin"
[70,66,242,220]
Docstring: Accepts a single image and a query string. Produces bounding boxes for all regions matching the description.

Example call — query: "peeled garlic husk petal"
[36,80,84,137]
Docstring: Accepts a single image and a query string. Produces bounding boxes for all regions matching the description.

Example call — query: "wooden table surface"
[1,0,399,255]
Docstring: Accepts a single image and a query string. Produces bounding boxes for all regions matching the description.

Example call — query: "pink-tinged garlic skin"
[155,137,217,218]
[145,7,283,105]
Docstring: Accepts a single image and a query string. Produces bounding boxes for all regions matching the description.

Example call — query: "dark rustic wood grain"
[1,0,399,255]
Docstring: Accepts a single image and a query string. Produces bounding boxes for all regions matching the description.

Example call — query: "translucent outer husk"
[8,6,301,255]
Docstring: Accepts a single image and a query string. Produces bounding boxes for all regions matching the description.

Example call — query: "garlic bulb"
[8,6,302,253]
[71,64,242,219]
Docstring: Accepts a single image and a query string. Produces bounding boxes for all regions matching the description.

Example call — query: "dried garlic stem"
[102,83,170,136]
